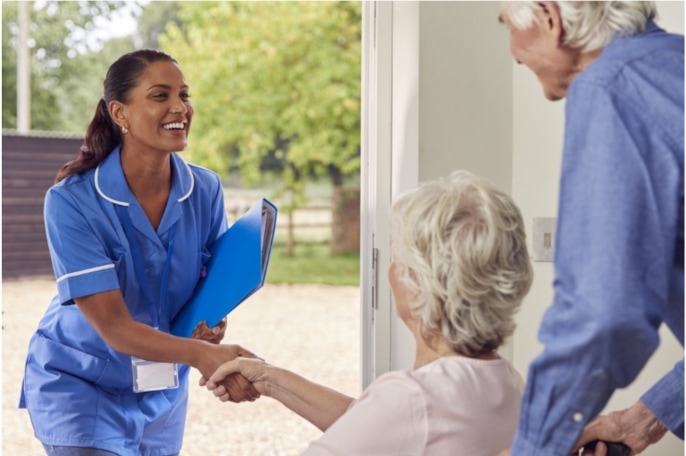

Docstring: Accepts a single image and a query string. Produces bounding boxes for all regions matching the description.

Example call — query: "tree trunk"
[330,184,360,254]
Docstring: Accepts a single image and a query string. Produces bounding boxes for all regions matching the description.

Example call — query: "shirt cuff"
[641,359,684,438]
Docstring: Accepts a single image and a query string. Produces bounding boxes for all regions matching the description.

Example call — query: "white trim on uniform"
[178,159,195,203]
[95,165,129,206]
[56,264,115,283]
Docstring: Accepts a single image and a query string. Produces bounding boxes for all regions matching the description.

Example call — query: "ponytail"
[55,99,121,183]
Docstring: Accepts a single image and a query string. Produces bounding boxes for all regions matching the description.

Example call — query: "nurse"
[20,49,259,456]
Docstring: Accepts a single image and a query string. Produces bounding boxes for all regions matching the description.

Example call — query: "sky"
[93,8,138,38]
[84,1,150,50]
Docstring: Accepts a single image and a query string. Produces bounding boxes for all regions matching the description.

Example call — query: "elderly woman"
[204,170,534,455]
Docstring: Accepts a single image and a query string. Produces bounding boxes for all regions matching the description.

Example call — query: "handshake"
[199,355,269,403]
[190,320,268,403]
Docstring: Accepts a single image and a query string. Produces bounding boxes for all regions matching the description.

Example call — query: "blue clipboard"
[171,198,277,337]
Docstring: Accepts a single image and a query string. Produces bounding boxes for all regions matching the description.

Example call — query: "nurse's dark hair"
[55,49,178,183]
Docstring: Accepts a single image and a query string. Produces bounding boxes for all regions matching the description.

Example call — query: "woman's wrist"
[182,337,215,370]
[249,361,279,398]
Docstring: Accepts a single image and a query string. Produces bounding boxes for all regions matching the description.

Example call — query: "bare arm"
[205,357,355,431]
[75,289,259,401]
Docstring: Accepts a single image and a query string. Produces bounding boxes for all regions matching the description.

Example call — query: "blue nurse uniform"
[20,146,228,456]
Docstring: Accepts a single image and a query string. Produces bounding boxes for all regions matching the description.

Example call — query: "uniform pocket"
[27,335,130,390]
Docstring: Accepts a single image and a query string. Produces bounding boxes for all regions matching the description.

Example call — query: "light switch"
[532,217,556,262]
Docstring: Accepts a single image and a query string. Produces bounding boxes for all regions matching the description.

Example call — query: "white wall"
[368,1,685,454]
[384,1,514,371]
[419,1,513,188]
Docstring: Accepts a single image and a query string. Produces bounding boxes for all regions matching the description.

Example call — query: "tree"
[2,2,20,128]
[2,1,134,132]
[135,1,181,49]
[160,1,361,253]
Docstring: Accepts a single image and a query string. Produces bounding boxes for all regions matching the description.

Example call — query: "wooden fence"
[223,187,360,253]
[226,202,334,245]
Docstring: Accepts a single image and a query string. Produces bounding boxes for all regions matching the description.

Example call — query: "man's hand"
[497,450,510,456]
[190,319,227,345]
[573,400,668,454]
[578,440,609,456]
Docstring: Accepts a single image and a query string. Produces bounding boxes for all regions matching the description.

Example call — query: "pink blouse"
[303,356,524,455]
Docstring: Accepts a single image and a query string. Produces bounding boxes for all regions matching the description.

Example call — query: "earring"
[122,126,128,135]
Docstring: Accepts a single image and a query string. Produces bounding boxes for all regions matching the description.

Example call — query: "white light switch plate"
[532,217,556,262]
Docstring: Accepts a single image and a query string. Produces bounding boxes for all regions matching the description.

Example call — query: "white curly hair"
[501,1,657,52]
[390,170,534,357]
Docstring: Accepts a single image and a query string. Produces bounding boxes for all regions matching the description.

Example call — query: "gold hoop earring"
[122,126,128,135]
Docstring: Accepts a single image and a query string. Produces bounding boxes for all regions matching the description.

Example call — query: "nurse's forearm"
[98,317,211,365]
[74,289,244,377]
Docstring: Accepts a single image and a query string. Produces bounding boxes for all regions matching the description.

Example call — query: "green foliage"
[2,2,19,128]
[267,242,359,286]
[136,1,181,49]
[2,1,135,132]
[159,1,361,205]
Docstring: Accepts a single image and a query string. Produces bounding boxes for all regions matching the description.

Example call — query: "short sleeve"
[44,187,120,304]
[303,372,427,456]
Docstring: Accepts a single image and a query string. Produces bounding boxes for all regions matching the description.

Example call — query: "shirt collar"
[94,145,195,206]
[605,20,663,51]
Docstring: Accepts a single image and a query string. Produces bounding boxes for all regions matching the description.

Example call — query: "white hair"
[390,170,533,356]
[502,1,657,52]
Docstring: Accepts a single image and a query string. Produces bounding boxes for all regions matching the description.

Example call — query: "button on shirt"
[510,22,684,455]
[20,146,228,456]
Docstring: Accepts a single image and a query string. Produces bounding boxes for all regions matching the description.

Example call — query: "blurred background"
[2,0,362,286]
[2,2,362,454]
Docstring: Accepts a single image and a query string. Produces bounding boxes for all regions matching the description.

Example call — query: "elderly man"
[497,2,683,455]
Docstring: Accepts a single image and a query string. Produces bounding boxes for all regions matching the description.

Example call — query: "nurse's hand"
[202,357,270,402]
[215,372,261,403]
[198,343,261,402]
[190,319,227,344]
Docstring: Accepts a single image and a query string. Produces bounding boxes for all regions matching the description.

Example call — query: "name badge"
[131,356,179,393]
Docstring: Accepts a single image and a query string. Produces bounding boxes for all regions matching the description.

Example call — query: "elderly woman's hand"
[201,357,270,402]
[212,372,261,403]
[190,318,227,344]
[196,344,262,403]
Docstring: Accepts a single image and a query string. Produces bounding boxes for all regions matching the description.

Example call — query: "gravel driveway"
[2,278,361,456]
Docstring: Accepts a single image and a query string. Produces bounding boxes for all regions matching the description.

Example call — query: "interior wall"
[419,1,513,188]
[387,1,514,371]
[388,1,420,371]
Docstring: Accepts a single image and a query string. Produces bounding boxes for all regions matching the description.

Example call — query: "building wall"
[2,133,82,279]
